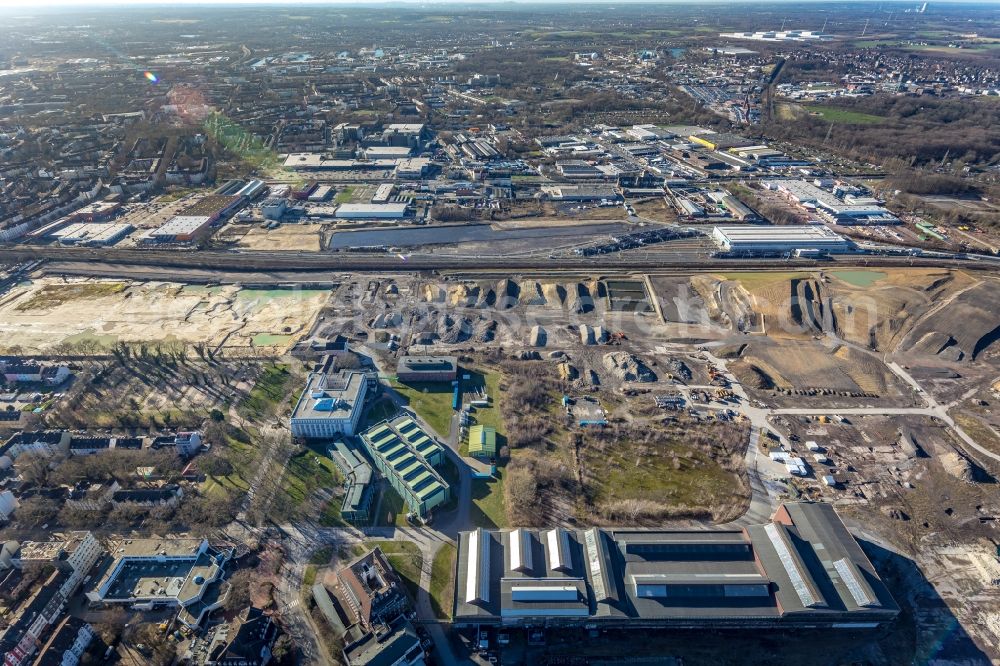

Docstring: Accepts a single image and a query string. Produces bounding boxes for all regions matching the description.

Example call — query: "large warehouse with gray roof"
[453,502,898,629]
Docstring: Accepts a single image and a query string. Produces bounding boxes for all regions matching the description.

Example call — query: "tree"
[16,452,54,486]
[271,634,294,665]
[14,496,59,528]
[223,569,254,612]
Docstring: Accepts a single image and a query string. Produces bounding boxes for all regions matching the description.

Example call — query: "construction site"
[1,262,999,660]
[0,277,329,354]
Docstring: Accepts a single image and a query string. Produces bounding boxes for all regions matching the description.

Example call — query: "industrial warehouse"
[453,503,899,629]
[712,225,852,255]
[358,415,451,520]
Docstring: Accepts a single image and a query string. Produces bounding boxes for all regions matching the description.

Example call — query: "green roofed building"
[468,425,497,459]
[359,415,451,520]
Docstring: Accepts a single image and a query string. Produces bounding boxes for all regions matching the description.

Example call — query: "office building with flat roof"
[358,416,450,520]
[86,537,233,626]
[291,370,370,439]
[453,502,899,630]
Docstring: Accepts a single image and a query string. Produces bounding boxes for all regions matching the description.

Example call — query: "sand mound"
[422,284,446,303]
[939,451,974,482]
[558,362,579,381]
[449,283,480,307]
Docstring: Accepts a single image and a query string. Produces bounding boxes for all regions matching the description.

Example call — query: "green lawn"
[470,470,507,529]
[367,540,423,601]
[584,442,741,516]
[429,544,457,620]
[319,499,345,527]
[805,105,886,125]
[460,369,506,458]
[376,485,410,527]
[201,431,254,498]
[719,271,811,287]
[390,379,455,438]
[239,364,293,421]
[278,443,342,511]
[334,186,355,204]
[363,398,399,428]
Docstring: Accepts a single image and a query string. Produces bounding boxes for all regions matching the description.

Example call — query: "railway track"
[0,244,993,278]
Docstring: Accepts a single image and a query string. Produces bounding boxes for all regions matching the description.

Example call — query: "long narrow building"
[453,502,898,629]
[358,415,451,520]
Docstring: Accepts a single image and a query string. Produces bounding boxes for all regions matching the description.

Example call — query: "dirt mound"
[731,360,775,390]
[663,358,692,382]
[520,281,547,306]
[437,315,472,343]
[496,279,520,309]
[541,282,567,306]
[570,282,595,314]
[715,343,747,359]
[475,286,497,309]
[789,278,830,335]
[477,319,498,343]
[371,312,402,329]
[901,280,1000,361]
[530,325,547,347]
[911,331,961,361]
[580,324,607,345]
[603,352,657,383]
[828,269,971,351]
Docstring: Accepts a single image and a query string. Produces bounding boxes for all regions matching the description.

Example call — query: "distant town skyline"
[3,0,1000,8]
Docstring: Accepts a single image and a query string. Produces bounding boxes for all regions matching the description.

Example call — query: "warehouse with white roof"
[712,225,851,255]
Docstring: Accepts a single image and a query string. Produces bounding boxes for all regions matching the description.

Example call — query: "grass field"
[390,379,455,438]
[720,271,810,288]
[278,443,342,513]
[460,369,505,457]
[584,440,744,522]
[201,430,255,498]
[429,544,457,619]
[239,364,293,421]
[367,540,423,601]
[470,470,507,528]
[334,186,355,204]
[829,270,887,288]
[805,105,887,125]
[363,397,399,428]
